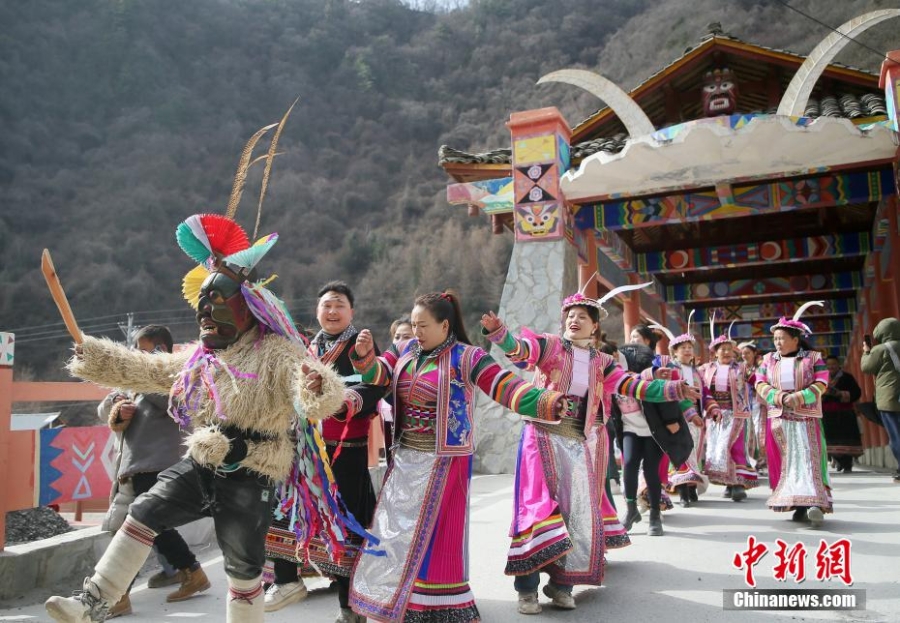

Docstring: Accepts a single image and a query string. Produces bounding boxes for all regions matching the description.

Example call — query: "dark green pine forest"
[1,0,896,406]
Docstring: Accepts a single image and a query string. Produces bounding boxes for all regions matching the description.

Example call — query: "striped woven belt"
[534,415,600,440]
[399,430,436,452]
[324,438,369,448]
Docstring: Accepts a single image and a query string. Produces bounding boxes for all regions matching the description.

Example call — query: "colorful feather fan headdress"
[770,300,824,337]
[649,309,696,350]
[562,274,653,321]
[708,311,737,352]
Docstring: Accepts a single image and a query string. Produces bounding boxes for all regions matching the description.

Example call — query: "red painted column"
[623,288,641,342]
[0,353,12,552]
[506,108,572,243]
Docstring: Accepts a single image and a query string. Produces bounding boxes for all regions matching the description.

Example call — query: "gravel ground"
[5,507,73,545]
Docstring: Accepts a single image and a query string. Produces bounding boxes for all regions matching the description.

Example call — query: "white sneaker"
[45,578,109,622]
[542,584,576,609]
[517,592,542,614]
[806,507,824,527]
[264,580,308,612]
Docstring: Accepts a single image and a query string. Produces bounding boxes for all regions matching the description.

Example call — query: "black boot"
[723,486,733,498]
[623,501,641,531]
[647,508,664,536]
[678,485,692,507]
[791,506,807,522]
[689,487,698,502]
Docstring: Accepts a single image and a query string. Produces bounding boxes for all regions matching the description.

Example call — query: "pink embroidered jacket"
[755,350,828,419]
[698,360,751,419]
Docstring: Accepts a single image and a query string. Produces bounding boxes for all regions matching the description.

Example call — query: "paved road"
[2,467,898,622]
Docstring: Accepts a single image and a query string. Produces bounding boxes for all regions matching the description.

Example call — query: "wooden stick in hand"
[41,249,83,344]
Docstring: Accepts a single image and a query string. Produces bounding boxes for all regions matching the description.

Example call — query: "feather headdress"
[649,308,696,350]
[709,310,737,352]
[770,300,824,337]
[562,273,652,321]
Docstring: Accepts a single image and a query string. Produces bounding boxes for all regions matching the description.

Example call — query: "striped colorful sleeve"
[606,362,684,402]
[349,345,396,387]
[680,400,699,421]
[754,361,783,408]
[471,350,562,422]
[799,355,829,405]
[483,324,545,369]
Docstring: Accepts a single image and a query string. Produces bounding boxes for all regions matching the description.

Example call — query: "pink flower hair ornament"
[650,308,697,349]
[769,300,824,337]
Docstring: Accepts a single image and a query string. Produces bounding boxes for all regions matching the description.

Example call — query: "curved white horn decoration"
[777,9,900,117]
[538,69,656,138]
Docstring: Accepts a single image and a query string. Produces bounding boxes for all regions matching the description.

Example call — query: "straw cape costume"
[45,117,357,623]
[484,286,694,593]
[755,302,832,519]
[699,317,758,494]
[347,330,579,623]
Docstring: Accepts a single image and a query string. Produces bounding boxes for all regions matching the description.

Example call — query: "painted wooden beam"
[574,168,893,231]
[691,299,857,322]
[665,271,862,303]
[446,176,514,215]
[727,317,855,335]
[639,232,870,274]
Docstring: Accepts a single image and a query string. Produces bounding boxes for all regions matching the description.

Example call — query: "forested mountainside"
[2,0,896,390]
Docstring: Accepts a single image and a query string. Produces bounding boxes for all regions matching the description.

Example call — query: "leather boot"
[107,592,132,619]
[647,508,664,536]
[678,485,692,507]
[167,566,211,602]
[623,501,641,531]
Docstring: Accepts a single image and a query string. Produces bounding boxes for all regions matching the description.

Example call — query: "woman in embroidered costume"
[650,312,710,507]
[481,283,700,612]
[739,341,767,473]
[755,302,832,526]
[348,291,581,623]
[699,315,758,501]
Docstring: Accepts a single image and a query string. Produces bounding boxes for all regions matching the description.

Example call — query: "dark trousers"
[880,410,900,469]
[130,458,276,580]
[623,432,663,509]
[130,472,198,571]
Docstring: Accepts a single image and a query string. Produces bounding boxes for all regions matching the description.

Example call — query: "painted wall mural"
[38,425,117,506]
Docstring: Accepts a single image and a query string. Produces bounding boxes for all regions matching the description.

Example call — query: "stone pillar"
[472,107,577,474]
[623,290,641,342]
[473,240,578,474]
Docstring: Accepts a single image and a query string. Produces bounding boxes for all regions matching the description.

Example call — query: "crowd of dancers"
[42,210,848,623]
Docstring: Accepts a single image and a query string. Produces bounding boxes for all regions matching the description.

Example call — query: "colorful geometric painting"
[0,332,13,366]
[666,272,861,303]
[693,300,856,322]
[38,426,117,506]
[640,232,870,273]
[578,169,894,231]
